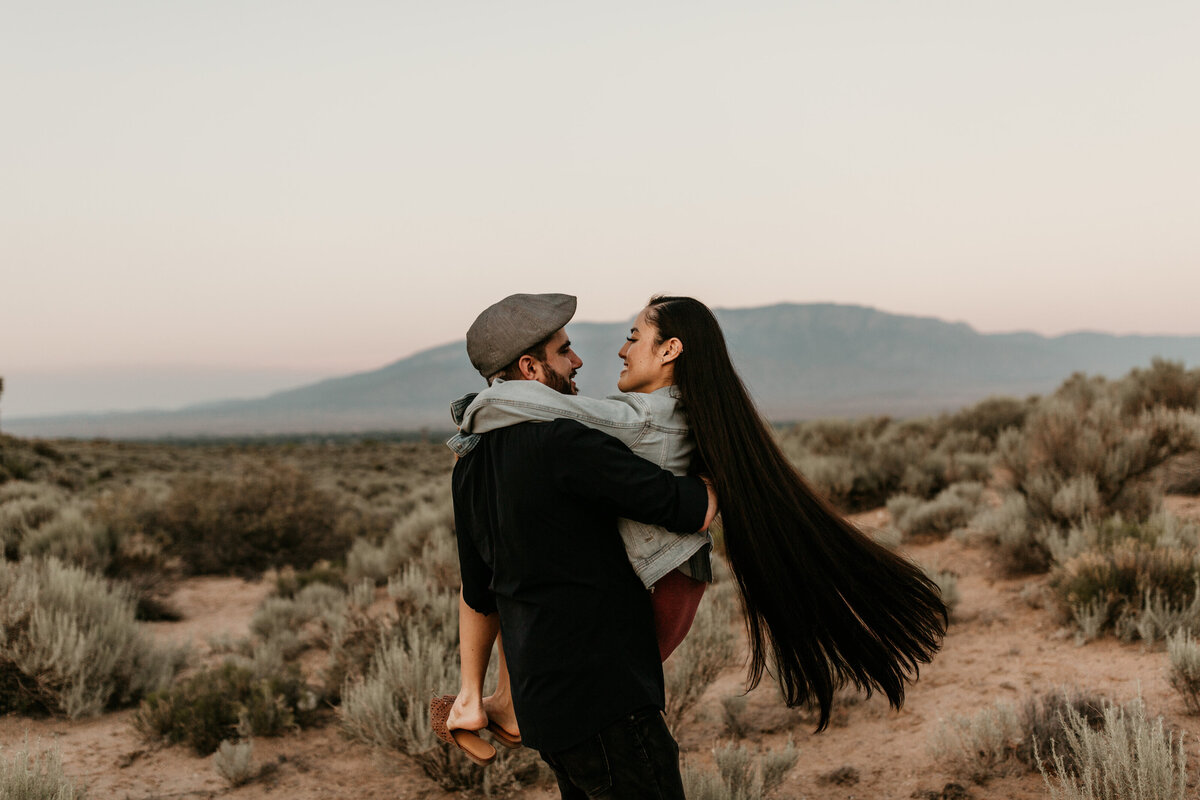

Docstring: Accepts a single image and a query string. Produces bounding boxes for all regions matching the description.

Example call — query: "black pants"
[540,707,685,800]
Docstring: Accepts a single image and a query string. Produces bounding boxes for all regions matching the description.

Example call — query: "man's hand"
[700,476,718,532]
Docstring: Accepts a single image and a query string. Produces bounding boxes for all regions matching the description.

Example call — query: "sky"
[3,1,1199,417]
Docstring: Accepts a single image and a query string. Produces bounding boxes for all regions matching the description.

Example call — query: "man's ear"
[517,354,540,381]
[660,338,683,365]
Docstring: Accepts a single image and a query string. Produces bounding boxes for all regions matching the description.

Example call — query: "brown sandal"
[430,695,497,767]
[486,720,522,749]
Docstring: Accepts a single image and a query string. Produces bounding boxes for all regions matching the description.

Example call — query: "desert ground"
[7,497,1199,800]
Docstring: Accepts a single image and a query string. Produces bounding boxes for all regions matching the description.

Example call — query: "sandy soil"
[5,501,1200,800]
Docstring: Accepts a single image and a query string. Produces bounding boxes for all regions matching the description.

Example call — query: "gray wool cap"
[466,293,577,377]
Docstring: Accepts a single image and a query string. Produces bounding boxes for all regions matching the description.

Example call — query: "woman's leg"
[651,569,707,661]
[447,587,498,732]
[482,632,520,737]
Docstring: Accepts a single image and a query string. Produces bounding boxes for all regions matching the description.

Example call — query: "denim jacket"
[447,380,712,587]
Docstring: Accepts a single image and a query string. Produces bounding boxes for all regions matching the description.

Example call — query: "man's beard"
[541,363,578,396]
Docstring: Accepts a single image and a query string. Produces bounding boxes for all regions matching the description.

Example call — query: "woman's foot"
[482,693,520,740]
[447,693,488,733]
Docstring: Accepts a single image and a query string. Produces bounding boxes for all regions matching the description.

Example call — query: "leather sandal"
[430,695,497,767]
[485,720,522,749]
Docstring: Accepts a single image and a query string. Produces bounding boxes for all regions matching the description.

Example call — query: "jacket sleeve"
[546,420,707,534]
[460,381,654,448]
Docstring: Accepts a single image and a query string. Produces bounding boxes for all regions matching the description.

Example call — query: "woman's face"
[618,307,674,393]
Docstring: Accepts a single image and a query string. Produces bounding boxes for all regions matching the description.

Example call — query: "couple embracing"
[432,293,947,799]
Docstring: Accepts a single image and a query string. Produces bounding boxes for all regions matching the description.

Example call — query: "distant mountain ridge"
[10,303,1200,439]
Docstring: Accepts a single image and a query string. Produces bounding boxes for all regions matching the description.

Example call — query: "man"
[442,293,714,799]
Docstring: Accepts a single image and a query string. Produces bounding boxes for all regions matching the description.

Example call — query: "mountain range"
[9,303,1200,439]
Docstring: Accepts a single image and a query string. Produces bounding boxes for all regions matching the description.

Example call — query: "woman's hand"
[700,475,718,532]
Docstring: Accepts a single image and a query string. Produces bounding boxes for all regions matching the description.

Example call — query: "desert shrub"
[273,561,345,597]
[344,496,455,585]
[927,569,961,617]
[1035,697,1188,800]
[928,700,1024,783]
[0,437,36,484]
[213,739,256,787]
[665,578,738,727]
[969,494,1051,572]
[250,582,348,656]
[1119,358,1200,416]
[1016,688,1107,772]
[158,462,351,574]
[990,372,1199,570]
[337,618,542,794]
[320,593,383,701]
[1162,452,1200,495]
[19,504,111,573]
[782,413,996,513]
[944,396,1034,443]
[681,739,798,800]
[338,623,454,754]
[0,482,66,559]
[0,736,85,800]
[1050,537,1200,639]
[1135,587,1200,645]
[1167,630,1200,714]
[134,659,317,755]
[889,482,984,539]
[782,417,925,512]
[0,557,184,718]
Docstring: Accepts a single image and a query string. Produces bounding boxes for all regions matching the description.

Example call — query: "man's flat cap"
[466,293,577,377]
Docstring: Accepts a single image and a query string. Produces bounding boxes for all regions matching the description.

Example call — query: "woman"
[439,295,946,759]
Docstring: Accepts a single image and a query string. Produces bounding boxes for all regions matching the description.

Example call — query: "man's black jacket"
[452,417,708,752]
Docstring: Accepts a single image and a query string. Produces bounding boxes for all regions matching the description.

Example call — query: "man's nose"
[571,350,583,368]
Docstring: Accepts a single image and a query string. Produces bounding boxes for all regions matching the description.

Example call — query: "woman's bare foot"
[447,693,488,733]
[482,693,519,737]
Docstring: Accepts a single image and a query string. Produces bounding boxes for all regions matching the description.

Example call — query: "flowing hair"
[646,296,947,731]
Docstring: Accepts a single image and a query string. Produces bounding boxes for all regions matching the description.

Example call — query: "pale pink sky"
[3,1,1198,416]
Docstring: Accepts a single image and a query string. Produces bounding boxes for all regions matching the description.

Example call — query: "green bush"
[1035,697,1188,800]
[0,557,184,718]
[158,462,351,575]
[134,659,317,755]
[0,736,85,800]
[889,482,985,539]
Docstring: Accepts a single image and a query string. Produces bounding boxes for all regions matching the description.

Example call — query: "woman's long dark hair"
[647,296,946,731]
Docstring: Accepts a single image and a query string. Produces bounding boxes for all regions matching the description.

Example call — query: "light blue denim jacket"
[447,380,712,588]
